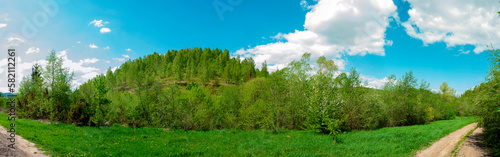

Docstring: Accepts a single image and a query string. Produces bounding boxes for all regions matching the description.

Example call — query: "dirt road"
[0,125,48,157]
[415,122,492,157]
[455,128,491,157]
[416,123,477,157]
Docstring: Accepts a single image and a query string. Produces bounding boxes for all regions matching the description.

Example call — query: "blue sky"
[0,0,499,95]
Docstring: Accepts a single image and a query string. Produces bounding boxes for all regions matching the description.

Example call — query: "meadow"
[0,112,478,156]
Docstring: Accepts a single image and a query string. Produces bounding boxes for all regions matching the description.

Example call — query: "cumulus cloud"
[125,48,133,52]
[0,23,6,28]
[77,41,81,44]
[100,27,111,34]
[235,0,397,71]
[103,46,110,50]
[26,47,40,54]
[89,43,98,49]
[111,66,118,72]
[80,58,99,64]
[402,0,500,53]
[89,20,111,34]
[360,75,389,89]
[89,19,109,27]
[80,72,100,81]
[122,54,130,58]
[56,50,102,86]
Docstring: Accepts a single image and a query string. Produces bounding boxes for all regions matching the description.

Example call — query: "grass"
[0,113,478,157]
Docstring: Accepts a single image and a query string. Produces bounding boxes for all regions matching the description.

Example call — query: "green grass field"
[0,113,478,156]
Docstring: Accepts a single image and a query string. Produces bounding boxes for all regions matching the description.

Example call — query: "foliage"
[11,48,468,135]
[16,51,73,122]
[0,96,8,109]
[479,46,500,155]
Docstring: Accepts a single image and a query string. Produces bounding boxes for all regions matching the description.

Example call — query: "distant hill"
[105,47,269,92]
[1,92,16,98]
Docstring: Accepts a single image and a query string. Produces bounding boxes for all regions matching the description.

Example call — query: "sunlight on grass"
[0,113,478,156]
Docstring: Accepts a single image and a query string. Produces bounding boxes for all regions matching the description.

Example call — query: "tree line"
[460,46,500,155]
[11,48,478,136]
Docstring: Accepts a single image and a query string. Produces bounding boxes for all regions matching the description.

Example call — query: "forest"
[7,46,500,155]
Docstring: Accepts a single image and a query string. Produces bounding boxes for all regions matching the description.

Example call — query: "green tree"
[223,63,232,84]
[306,56,344,134]
[17,63,47,119]
[43,50,74,121]
[260,61,269,78]
[173,51,184,81]
[480,46,500,155]
[268,69,287,131]
[44,50,63,91]
[90,75,109,127]
[439,82,455,97]
[285,53,312,129]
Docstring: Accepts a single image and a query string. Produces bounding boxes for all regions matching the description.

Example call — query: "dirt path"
[0,125,48,157]
[415,122,478,157]
[455,128,492,157]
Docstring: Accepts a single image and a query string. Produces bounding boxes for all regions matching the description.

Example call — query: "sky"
[0,0,499,95]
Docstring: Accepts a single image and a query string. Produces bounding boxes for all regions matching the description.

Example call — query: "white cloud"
[125,48,133,52]
[80,58,99,64]
[385,40,393,46]
[111,66,118,72]
[0,49,103,92]
[7,37,25,43]
[332,58,346,71]
[460,49,470,55]
[300,0,314,10]
[113,54,130,62]
[56,50,67,58]
[81,72,100,81]
[271,33,285,40]
[113,58,126,62]
[89,19,108,27]
[361,75,389,89]
[26,47,40,54]
[0,23,6,28]
[89,20,111,34]
[403,0,500,53]
[56,50,102,86]
[6,36,25,47]
[100,27,111,34]
[89,43,98,49]
[103,46,110,50]
[235,0,397,70]
[77,41,81,44]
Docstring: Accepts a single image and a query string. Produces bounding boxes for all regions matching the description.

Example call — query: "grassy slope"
[0,113,477,157]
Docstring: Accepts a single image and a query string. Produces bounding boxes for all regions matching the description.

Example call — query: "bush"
[479,47,500,155]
